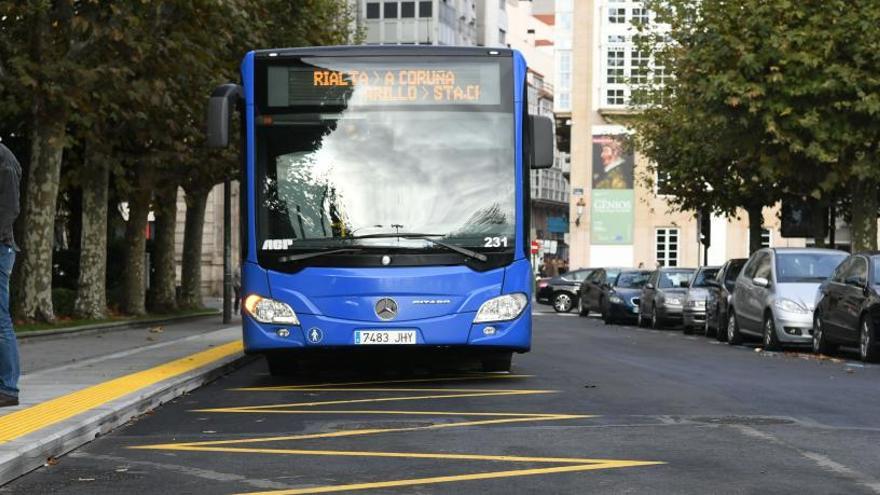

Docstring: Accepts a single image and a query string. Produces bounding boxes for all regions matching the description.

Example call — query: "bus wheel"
[266,355,299,376]
[481,352,512,372]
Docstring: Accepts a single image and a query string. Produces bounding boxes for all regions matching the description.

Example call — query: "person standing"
[0,143,21,407]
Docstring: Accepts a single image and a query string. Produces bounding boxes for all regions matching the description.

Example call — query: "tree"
[637,0,880,253]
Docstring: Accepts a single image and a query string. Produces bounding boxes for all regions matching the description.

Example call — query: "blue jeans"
[0,244,18,397]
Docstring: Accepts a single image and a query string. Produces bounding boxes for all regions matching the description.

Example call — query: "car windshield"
[775,252,847,283]
[658,270,694,289]
[690,268,720,288]
[614,271,651,288]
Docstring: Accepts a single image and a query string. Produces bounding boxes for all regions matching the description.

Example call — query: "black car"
[586,269,651,324]
[705,258,747,340]
[538,268,595,313]
[578,267,625,317]
[813,253,880,362]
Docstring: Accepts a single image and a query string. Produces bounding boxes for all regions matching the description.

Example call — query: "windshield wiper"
[346,233,488,262]
[278,248,363,263]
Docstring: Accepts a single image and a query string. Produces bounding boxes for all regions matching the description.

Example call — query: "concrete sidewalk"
[0,317,248,486]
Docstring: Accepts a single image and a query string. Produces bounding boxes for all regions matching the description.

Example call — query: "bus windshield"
[255,56,515,253]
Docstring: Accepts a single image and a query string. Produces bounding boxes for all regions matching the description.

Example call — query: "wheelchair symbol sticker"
[307,327,323,344]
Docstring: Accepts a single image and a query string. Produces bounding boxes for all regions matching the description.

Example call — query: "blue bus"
[207,46,553,375]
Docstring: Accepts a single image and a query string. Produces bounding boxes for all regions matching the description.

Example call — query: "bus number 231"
[483,237,509,248]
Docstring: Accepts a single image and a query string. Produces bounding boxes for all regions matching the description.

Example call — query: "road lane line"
[0,340,243,444]
[235,461,664,495]
[133,375,660,493]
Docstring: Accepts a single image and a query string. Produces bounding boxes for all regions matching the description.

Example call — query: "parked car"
[728,248,847,350]
[578,267,625,317]
[536,277,554,304]
[638,267,696,329]
[539,268,595,313]
[682,266,721,334]
[705,258,747,340]
[813,253,880,362]
[592,269,651,324]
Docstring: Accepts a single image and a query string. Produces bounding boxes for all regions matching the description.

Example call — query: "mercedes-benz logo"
[375,298,398,320]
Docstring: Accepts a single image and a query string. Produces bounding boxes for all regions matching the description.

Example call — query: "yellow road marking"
[238,461,664,495]
[133,374,662,493]
[196,389,554,413]
[0,341,243,444]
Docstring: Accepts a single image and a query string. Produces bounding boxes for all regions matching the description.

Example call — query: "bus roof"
[251,45,516,59]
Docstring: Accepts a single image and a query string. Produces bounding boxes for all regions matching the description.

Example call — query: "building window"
[607,89,625,106]
[608,35,626,44]
[401,1,415,18]
[384,2,398,19]
[419,1,432,17]
[656,168,673,196]
[632,8,649,25]
[366,2,380,19]
[607,50,625,84]
[499,0,506,10]
[608,7,626,24]
[656,228,680,267]
[631,50,649,84]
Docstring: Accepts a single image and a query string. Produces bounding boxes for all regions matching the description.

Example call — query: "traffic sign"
[530,240,539,254]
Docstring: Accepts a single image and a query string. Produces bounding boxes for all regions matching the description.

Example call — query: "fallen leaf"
[45,457,59,466]
[148,326,165,333]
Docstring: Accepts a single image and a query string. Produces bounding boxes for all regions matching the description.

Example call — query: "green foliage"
[631,0,880,250]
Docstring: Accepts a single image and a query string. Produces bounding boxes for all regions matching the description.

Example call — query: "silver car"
[683,266,720,334]
[728,248,847,349]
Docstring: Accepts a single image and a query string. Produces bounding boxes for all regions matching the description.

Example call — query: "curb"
[17,312,222,341]
[0,350,254,486]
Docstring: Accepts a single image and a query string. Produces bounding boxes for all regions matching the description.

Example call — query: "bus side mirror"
[530,115,554,169]
[206,83,243,149]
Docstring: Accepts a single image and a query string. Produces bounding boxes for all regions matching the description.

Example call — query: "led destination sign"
[266,59,502,108]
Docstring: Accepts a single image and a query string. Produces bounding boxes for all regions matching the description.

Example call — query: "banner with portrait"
[591,134,634,245]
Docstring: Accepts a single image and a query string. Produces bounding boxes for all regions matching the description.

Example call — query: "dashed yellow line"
[0,341,243,444]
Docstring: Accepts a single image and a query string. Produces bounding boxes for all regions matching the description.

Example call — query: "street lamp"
[575,197,586,227]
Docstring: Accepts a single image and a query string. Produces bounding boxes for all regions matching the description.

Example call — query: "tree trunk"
[150,182,179,313]
[14,110,66,322]
[73,154,109,319]
[746,204,764,254]
[850,179,878,253]
[179,186,210,309]
[122,165,153,316]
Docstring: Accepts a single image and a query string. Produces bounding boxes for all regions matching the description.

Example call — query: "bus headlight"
[244,295,300,325]
[474,293,528,323]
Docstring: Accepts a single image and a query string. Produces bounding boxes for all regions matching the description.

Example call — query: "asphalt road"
[5,308,880,494]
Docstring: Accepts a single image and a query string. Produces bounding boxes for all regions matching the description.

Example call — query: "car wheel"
[715,311,728,342]
[812,314,836,355]
[578,299,590,317]
[859,317,879,363]
[651,305,661,329]
[703,315,714,337]
[602,300,614,325]
[762,314,781,351]
[727,312,742,345]
[553,292,573,313]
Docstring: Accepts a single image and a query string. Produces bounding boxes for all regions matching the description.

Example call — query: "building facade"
[568,0,808,271]
[507,0,570,265]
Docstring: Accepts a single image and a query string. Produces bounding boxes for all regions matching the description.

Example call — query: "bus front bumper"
[242,308,532,354]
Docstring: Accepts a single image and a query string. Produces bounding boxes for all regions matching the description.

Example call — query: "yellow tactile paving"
[134,375,663,494]
[0,340,243,444]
